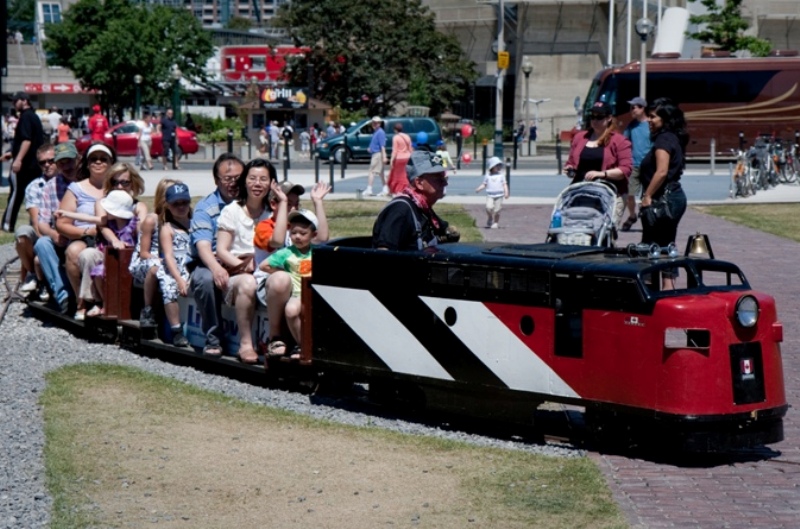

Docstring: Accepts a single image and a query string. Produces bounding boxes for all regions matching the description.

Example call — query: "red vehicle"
[75,121,199,158]
[582,55,800,157]
[220,45,310,83]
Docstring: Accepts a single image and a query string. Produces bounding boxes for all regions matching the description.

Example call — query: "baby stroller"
[545,181,617,247]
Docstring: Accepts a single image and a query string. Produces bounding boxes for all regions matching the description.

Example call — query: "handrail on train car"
[102,247,135,320]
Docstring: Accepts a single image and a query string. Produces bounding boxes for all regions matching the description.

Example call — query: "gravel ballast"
[0,246,581,528]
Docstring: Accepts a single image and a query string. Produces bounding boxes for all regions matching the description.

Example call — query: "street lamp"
[521,60,533,156]
[133,74,142,120]
[171,66,182,126]
[635,17,655,102]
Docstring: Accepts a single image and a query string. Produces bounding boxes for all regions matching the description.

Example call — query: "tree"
[274,0,477,116]
[226,16,253,31]
[43,0,214,116]
[687,0,772,57]
[7,0,36,39]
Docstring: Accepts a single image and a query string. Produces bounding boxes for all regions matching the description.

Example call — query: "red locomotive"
[27,237,787,454]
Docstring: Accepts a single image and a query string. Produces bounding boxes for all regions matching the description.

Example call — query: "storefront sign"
[260,87,309,109]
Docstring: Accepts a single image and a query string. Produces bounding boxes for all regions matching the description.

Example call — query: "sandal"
[203,345,223,357]
[621,216,637,232]
[280,345,302,363]
[87,305,104,318]
[238,348,258,364]
[264,337,287,358]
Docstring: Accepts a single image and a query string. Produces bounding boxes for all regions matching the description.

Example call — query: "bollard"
[247,139,252,160]
[283,159,288,182]
[555,134,563,174]
[227,129,233,153]
[268,137,273,159]
[284,140,291,170]
[314,154,320,184]
[505,157,512,192]
[482,143,488,174]
[473,132,478,159]
[455,132,462,170]
[329,155,335,193]
[340,149,347,179]
[172,132,178,170]
[512,137,518,170]
[211,140,216,159]
[710,138,716,175]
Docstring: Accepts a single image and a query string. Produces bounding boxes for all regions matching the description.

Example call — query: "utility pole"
[494,0,505,159]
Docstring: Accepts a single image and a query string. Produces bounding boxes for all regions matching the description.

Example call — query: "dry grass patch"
[43,364,627,529]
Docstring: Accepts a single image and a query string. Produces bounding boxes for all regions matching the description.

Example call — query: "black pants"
[641,187,687,247]
[2,167,37,232]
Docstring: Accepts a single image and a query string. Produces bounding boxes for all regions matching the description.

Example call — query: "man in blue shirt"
[364,116,388,196]
[622,97,653,231]
[188,153,244,356]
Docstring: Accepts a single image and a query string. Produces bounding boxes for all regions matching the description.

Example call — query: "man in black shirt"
[160,108,179,170]
[2,92,45,232]
[372,150,457,251]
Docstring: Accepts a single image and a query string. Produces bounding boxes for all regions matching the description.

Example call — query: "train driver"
[372,150,457,251]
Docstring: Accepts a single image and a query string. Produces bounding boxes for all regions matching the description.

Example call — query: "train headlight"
[735,295,759,328]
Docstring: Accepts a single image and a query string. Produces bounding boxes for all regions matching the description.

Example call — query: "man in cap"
[364,116,388,196]
[188,153,244,356]
[160,108,180,170]
[2,91,45,232]
[33,141,81,313]
[622,96,652,231]
[14,143,58,296]
[88,104,109,142]
[372,150,457,251]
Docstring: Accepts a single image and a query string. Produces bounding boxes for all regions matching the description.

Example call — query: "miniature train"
[27,237,788,454]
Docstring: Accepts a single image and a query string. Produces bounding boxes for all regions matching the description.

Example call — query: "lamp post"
[521,60,533,156]
[635,17,655,101]
[494,0,505,159]
[133,74,142,120]
[171,66,182,126]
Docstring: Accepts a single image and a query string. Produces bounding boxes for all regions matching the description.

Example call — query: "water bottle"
[551,209,562,229]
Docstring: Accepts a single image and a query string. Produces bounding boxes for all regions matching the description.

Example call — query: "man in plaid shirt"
[14,144,58,296]
[33,142,80,313]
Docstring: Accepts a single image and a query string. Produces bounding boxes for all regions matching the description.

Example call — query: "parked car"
[75,121,199,158]
[316,117,442,163]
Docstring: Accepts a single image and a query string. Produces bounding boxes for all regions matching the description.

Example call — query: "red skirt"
[388,157,410,195]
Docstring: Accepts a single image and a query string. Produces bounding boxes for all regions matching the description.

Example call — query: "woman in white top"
[137,112,154,171]
[215,158,275,363]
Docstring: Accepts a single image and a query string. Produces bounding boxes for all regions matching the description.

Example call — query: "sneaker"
[379,185,390,196]
[172,333,189,347]
[20,276,37,293]
[362,189,375,197]
[58,297,69,315]
[491,223,499,229]
[38,284,50,302]
[139,306,157,327]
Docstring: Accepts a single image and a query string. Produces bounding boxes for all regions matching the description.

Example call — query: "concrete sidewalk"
[111,165,800,205]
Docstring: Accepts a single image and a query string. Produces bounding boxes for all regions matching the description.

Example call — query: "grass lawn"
[42,364,627,529]
[694,203,800,242]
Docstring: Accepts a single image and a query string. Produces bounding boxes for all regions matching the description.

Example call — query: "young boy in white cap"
[261,208,318,361]
[475,156,509,229]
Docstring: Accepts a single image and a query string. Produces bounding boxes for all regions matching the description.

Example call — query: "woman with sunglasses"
[55,142,117,319]
[563,101,632,226]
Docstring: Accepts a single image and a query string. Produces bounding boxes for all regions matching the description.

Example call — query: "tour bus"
[582,54,800,157]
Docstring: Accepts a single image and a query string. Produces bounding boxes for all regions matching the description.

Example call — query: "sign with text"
[260,87,309,109]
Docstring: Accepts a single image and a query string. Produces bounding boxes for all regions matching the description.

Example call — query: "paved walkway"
[470,204,800,529]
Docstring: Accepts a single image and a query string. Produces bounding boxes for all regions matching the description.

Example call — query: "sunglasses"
[170,200,190,207]
[38,158,56,166]
[111,178,132,187]
[89,156,111,164]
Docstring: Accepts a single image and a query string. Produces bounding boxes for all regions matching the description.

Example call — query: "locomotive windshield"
[639,260,748,297]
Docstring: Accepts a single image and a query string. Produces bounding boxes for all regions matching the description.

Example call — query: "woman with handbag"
[639,97,689,289]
